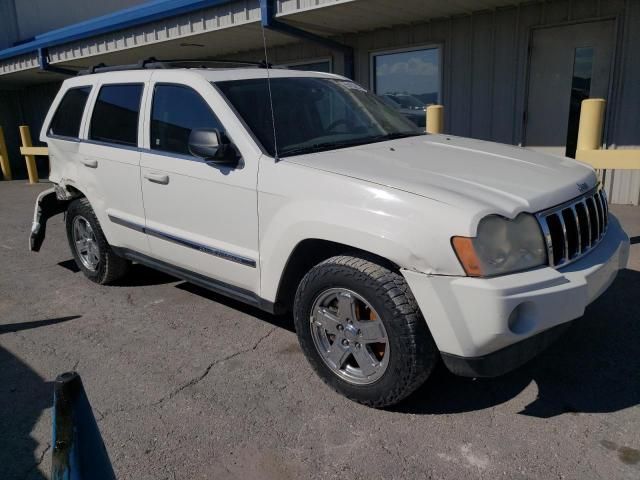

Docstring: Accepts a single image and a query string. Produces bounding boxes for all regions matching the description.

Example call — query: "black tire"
[65,198,129,285]
[293,255,437,407]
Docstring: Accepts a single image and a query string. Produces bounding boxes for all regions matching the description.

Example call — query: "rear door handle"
[80,158,98,168]
[144,172,169,185]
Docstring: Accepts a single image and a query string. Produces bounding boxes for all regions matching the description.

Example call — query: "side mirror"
[188,129,239,167]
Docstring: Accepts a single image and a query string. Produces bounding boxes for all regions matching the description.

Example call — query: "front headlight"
[452,213,547,277]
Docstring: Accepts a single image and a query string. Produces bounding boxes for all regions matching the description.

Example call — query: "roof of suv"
[191,67,343,82]
[64,67,344,84]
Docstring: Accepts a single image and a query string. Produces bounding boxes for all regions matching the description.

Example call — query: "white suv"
[31,63,630,407]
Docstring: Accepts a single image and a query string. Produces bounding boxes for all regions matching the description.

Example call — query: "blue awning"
[0,0,235,61]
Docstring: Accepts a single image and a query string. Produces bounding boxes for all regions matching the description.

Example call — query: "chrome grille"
[536,188,608,268]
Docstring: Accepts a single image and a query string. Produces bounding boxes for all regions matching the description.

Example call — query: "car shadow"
[57,259,81,272]
[0,316,80,478]
[58,259,178,287]
[394,268,640,417]
[176,269,639,418]
[113,263,177,287]
[0,315,81,335]
[175,282,296,333]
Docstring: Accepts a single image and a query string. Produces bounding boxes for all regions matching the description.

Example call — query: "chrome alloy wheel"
[310,288,389,385]
[72,215,100,271]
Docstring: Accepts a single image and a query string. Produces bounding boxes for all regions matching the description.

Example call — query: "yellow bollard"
[576,98,605,152]
[19,125,39,184]
[0,126,12,180]
[426,105,444,134]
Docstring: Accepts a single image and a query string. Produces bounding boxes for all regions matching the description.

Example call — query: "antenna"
[260,19,279,160]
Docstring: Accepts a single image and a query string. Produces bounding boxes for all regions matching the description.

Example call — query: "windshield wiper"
[279,132,422,158]
[369,132,423,141]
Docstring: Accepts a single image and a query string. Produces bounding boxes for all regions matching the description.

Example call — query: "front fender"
[257,160,471,302]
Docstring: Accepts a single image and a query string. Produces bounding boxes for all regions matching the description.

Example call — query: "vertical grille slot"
[546,213,565,265]
[561,208,579,259]
[575,202,590,252]
[585,197,599,243]
[599,190,608,228]
[536,188,608,269]
[594,193,605,237]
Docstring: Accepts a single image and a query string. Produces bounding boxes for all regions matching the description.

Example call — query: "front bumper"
[402,214,630,377]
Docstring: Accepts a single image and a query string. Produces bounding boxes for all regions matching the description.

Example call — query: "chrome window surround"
[535,186,609,269]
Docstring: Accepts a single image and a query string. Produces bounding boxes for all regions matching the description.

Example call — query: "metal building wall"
[0,0,638,203]
[0,0,19,50]
[0,82,59,178]
[13,0,149,42]
[247,0,639,204]
[604,0,640,204]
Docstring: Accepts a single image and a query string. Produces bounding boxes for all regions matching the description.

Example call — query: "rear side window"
[89,84,143,146]
[151,84,224,156]
[48,86,91,138]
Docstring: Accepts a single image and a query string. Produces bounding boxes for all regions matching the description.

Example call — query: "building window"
[284,59,332,73]
[89,84,143,146]
[372,47,441,127]
[48,86,91,138]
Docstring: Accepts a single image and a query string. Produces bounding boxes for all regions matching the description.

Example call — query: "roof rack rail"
[78,57,273,75]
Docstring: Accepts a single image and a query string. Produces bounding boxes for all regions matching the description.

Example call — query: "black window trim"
[149,82,232,161]
[88,82,145,148]
[46,85,93,142]
[370,44,443,104]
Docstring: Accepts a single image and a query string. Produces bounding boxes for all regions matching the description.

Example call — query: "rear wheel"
[66,198,129,285]
[293,255,437,407]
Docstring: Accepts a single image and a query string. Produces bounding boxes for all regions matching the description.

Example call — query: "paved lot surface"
[1,180,639,480]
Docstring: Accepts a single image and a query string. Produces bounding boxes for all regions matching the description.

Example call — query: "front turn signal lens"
[451,236,482,277]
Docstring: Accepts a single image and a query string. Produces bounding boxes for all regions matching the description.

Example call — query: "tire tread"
[294,254,437,408]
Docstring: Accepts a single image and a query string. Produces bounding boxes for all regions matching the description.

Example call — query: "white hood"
[283,134,597,217]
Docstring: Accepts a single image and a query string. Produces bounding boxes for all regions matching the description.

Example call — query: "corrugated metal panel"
[0,54,39,76]
[0,0,19,50]
[277,0,355,15]
[14,0,149,42]
[48,0,262,64]
[604,0,640,205]
[250,0,638,205]
[0,0,637,203]
[0,82,59,177]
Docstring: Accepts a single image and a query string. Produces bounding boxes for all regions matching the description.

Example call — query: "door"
[524,20,615,157]
[78,78,150,254]
[139,77,260,294]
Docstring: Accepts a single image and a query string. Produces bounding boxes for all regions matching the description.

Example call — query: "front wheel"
[293,255,437,407]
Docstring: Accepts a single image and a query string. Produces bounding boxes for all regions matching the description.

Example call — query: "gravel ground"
[1,180,639,480]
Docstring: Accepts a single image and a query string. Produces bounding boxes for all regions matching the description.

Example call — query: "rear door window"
[48,86,91,138]
[89,84,143,146]
[150,84,224,156]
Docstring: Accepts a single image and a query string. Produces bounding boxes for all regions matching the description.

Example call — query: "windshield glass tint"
[216,77,421,157]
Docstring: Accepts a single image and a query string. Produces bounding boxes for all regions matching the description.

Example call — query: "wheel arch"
[272,238,401,314]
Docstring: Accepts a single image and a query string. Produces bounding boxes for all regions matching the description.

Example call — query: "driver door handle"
[144,172,170,185]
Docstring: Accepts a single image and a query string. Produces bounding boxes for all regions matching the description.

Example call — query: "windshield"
[215,77,422,158]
